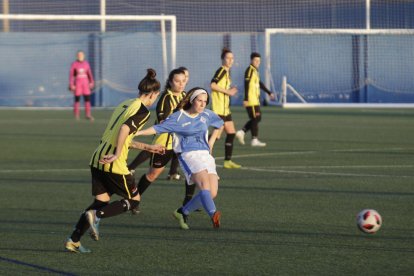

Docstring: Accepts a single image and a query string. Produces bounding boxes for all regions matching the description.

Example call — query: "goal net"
[0,13,176,107]
[265,28,414,107]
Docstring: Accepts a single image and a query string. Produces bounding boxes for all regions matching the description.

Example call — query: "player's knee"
[86,199,108,211]
[74,96,81,102]
[146,171,159,182]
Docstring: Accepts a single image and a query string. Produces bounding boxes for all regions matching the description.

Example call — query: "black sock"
[97,199,140,219]
[70,199,108,242]
[138,174,152,195]
[182,182,196,206]
[225,133,235,161]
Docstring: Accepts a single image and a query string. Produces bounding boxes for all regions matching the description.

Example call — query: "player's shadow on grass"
[0,131,97,140]
[103,221,414,242]
[102,227,414,253]
[0,177,87,185]
[0,256,76,275]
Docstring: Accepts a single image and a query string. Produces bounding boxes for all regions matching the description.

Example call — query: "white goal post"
[0,13,177,78]
[265,28,414,108]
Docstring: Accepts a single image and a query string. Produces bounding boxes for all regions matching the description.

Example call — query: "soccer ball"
[356,209,382,234]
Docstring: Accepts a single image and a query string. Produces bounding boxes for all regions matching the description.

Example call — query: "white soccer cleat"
[235,130,245,145]
[167,173,181,181]
[251,138,266,147]
[85,210,100,241]
[65,238,91,253]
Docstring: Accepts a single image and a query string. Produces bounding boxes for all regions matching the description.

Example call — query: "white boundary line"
[2,166,412,178]
[216,166,414,178]
[2,148,412,178]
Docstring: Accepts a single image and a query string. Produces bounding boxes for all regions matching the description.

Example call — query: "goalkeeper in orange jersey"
[236,52,275,147]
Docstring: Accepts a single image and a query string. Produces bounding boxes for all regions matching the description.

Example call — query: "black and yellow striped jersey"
[90,98,150,175]
[244,64,272,107]
[244,65,260,106]
[211,66,231,116]
[153,89,186,149]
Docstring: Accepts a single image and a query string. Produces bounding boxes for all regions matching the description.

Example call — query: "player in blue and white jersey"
[135,87,224,229]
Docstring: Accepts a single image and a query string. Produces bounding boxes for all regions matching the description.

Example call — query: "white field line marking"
[217,165,413,178]
[259,165,414,169]
[214,147,414,178]
[214,150,317,160]
[1,148,413,177]
[215,147,413,160]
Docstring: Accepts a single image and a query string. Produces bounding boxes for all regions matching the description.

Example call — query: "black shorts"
[218,114,232,122]
[246,106,261,119]
[91,167,138,199]
[150,149,174,168]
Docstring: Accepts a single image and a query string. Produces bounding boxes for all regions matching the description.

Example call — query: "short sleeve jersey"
[90,98,150,175]
[244,64,261,106]
[211,66,231,116]
[153,89,186,149]
[153,109,224,153]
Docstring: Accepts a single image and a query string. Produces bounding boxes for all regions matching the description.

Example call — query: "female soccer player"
[236,52,275,147]
[65,69,163,253]
[210,48,241,169]
[131,68,187,204]
[167,66,190,181]
[127,68,188,177]
[135,87,224,229]
[69,50,95,121]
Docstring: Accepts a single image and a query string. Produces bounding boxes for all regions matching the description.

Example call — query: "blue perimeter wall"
[1,31,414,107]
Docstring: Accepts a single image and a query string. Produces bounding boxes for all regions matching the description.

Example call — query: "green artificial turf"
[0,107,413,275]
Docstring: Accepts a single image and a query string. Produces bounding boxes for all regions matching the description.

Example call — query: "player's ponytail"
[221,47,232,60]
[138,68,161,94]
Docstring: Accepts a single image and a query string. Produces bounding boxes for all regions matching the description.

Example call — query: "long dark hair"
[164,68,186,93]
[138,68,161,94]
[221,47,232,60]
[176,87,209,111]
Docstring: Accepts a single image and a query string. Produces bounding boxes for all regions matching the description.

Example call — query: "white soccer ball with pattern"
[356,209,382,234]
